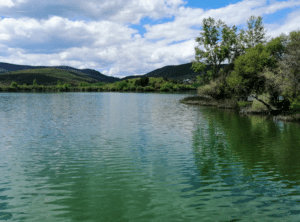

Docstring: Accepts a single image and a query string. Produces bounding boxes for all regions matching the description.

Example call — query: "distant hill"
[0,61,230,86]
[122,62,230,81]
[0,62,120,83]
[0,68,105,86]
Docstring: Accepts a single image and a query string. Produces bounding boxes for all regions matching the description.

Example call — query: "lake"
[0,92,300,222]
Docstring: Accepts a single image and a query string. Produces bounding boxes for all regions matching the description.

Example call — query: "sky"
[0,0,299,78]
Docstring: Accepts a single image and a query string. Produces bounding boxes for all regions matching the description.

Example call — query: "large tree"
[239,15,268,49]
[191,17,228,80]
[226,33,292,110]
[274,30,300,102]
[192,15,268,82]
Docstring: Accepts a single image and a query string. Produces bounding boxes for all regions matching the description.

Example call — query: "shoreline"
[0,86,197,93]
[180,95,300,122]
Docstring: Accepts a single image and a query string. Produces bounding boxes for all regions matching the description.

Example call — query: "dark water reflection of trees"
[191,107,300,183]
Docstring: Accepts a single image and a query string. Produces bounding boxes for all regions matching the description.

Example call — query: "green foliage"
[290,98,300,111]
[192,15,267,81]
[228,43,276,95]
[160,82,173,91]
[192,17,229,78]
[63,83,71,89]
[264,30,300,102]
[134,77,149,87]
[143,86,155,91]
[239,15,268,49]
[10,81,18,88]
[79,81,90,87]
[238,101,252,107]
[140,77,149,87]
[198,77,231,99]
[117,81,128,90]
[33,79,38,86]
[57,80,62,86]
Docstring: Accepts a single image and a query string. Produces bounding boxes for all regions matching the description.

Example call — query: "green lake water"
[0,92,300,222]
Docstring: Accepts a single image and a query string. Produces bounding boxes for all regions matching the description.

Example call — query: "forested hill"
[0,62,119,83]
[122,63,229,81]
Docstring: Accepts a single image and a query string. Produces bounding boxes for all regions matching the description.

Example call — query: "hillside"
[122,63,230,81]
[0,62,120,83]
[0,68,101,86]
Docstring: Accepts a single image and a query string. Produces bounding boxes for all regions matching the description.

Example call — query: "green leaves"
[192,15,267,81]
[242,16,268,49]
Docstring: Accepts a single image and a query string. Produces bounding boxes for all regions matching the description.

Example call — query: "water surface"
[0,92,300,222]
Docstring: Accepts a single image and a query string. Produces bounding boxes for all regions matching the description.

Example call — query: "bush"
[135,77,149,87]
[117,81,128,90]
[63,83,71,90]
[136,86,143,91]
[198,77,231,99]
[143,86,155,91]
[33,79,38,86]
[160,82,173,91]
[10,81,18,88]
[79,82,90,87]
[129,86,136,91]
[290,99,300,111]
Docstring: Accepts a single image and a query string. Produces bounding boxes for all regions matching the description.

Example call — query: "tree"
[192,17,228,79]
[192,15,268,82]
[10,81,18,88]
[33,79,38,86]
[135,77,149,87]
[239,15,268,49]
[275,30,300,102]
[227,32,294,111]
[226,38,286,99]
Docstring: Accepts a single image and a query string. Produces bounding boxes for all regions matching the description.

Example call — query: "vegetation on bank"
[185,15,300,119]
[0,77,197,93]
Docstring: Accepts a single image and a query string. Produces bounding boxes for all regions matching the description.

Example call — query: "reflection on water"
[0,93,300,221]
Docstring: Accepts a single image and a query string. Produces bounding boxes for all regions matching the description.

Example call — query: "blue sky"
[0,0,299,78]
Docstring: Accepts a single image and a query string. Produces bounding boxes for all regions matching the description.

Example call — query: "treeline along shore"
[180,15,300,122]
[0,75,197,93]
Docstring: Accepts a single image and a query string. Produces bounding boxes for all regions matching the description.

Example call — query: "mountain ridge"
[0,62,119,83]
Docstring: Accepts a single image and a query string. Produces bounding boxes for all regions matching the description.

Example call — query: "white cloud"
[0,0,187,24]
[102,68,120,76]
[0,0,299,78]
[0,0,15,8]
[266,8,300,37]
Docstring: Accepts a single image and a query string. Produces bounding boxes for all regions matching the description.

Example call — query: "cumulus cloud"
[0,0,187,23]
[0,0,299,78]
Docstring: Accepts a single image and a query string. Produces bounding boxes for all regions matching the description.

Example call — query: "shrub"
[129,86,136,91]
[198,77,231,99]
[33,79,38,86]
[160,82,173,91]
[63,83,71,90]
[79,81,90,87]
[290,98,300,111]
[136,86,143,91]
[10,81,18,88]
[117,81,128,90]
[143,86,155,91]
[135,77,149,87]
[57,80,62,86]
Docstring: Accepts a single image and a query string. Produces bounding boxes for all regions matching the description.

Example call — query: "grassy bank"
[180,95,300,122]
